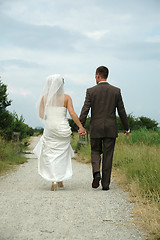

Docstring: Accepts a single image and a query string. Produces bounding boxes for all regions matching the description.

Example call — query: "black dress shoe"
[92,172,101,188]
[102,187,109,191]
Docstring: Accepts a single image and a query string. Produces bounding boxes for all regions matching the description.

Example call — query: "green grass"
[113,141,160,203]
[71,132,91,163]
[113,133,160,239]
[72,130,160,203]
[0,138,27,175]
[120,128,160,145]
[71,130,160,239]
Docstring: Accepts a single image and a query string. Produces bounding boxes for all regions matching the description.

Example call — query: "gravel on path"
[0,137,147,240]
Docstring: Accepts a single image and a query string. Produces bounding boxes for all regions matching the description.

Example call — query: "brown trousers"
[91,137,116,188]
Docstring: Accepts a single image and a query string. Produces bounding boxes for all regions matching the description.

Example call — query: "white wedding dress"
[33,107,74,182]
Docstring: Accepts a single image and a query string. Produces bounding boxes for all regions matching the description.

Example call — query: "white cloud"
[8,87,32,96]
[83,30,110,41]
[1,0,160,127]
[63,73,90,85]
[146,36,160,43]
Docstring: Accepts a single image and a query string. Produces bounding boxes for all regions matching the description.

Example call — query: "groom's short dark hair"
[96,66,109,79]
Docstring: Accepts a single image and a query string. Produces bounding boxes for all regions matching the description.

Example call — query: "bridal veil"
[33,74,74,182]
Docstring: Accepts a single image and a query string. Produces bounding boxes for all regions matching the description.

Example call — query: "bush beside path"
[0,137,147,240]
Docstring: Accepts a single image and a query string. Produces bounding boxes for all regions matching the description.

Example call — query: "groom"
[79,66,130,190]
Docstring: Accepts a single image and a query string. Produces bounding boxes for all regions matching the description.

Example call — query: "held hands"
[124,129,130,137]
[78,126,87,136]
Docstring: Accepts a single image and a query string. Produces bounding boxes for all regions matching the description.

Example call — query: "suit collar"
[98,81,109,85]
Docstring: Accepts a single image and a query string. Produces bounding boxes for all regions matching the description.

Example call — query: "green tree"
[4,112,34,140]
[116,114,158,131]
[84,117,90,132]
[116,113,139,131]
[0,78,12,130]
[0,78,34,140]
[127,114,140,130]
[68,117,91,133]
[68,118,78,132]
[138,116,158,130]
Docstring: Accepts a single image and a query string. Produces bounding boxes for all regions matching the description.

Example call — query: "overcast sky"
[0,0,160,128]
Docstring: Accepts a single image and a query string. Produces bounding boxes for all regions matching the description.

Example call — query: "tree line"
[1,77,159,141]
[0,78,34,141]
[69,114,159,133]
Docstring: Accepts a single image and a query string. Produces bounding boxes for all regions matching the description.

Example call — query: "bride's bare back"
[39,93,85,134]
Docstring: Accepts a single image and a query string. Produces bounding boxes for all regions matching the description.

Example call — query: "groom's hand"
[78,127,87,136]
[79,131,86,136]
[124,129,130,137]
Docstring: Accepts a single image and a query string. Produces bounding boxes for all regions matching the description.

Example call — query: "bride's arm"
[39,96,44,119]
[66,95,86,134]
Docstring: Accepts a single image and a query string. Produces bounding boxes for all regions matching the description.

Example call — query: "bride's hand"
[78,126,87,136]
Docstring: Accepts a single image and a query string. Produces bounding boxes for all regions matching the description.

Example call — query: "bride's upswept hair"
[38,74,64,121]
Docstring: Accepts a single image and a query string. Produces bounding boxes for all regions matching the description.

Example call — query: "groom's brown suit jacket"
[79,82,129,138]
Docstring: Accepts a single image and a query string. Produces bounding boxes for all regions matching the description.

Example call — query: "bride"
[33,74,86,191]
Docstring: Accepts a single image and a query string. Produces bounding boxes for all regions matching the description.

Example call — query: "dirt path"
[0,137,147,240]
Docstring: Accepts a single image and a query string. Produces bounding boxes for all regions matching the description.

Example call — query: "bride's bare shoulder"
[64,94,72,108]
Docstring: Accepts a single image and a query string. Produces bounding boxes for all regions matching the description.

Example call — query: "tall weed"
[121,128,160,145]
[0,138,27,175]
[71,133,91,163]
[71,130,160,238]
[113,142,160,203]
